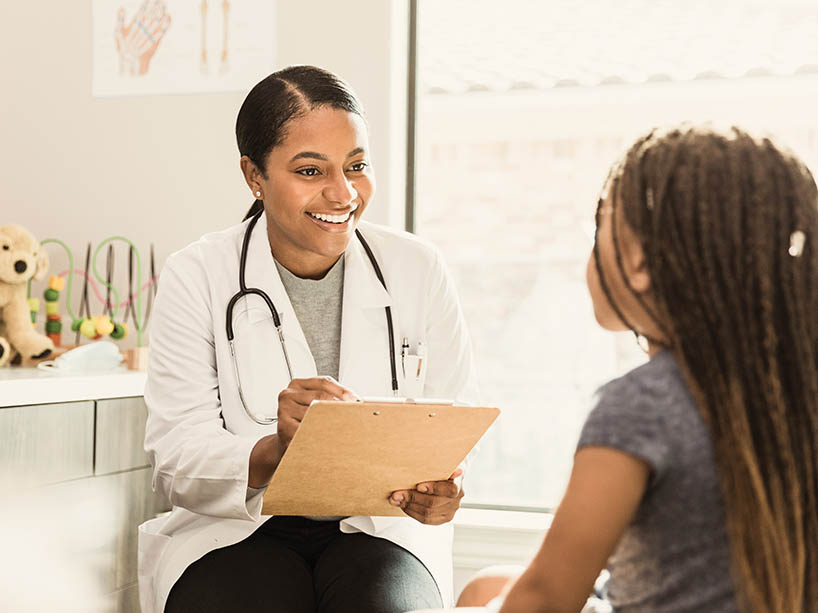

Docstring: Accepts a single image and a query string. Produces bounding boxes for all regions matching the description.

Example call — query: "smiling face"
[241,105,374,279]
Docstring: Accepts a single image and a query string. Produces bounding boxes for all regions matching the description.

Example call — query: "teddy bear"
[0,224,54,367]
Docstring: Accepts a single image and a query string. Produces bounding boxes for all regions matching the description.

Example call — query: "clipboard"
[262,399,500,517]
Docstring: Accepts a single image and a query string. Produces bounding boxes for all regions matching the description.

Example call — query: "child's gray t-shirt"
[577,351,738,613]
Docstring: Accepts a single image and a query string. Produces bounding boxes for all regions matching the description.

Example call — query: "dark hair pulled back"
[235,65,364,220]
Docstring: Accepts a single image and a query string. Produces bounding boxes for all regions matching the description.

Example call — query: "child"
[464,125,818,612]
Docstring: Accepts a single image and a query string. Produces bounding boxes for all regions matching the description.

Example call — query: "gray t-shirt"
[275,256,345,521]
[577,351,738,613]
[275,256,344,379]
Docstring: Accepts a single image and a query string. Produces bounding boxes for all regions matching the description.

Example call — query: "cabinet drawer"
[95,397,150,475]
[0,401,94,484]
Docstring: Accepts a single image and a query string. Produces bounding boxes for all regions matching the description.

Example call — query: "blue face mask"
[38,341,124,373]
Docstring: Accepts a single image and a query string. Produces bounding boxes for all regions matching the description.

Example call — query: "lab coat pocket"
[400,342,428,398]
[138,521,171,569]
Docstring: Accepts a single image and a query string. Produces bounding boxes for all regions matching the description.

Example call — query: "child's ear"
[34,250,49,281]
[627,245,652,294]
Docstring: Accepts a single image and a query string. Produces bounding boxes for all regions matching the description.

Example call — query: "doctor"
[138,65,479,613]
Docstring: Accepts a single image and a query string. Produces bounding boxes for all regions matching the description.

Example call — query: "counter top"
[0,367,147,408]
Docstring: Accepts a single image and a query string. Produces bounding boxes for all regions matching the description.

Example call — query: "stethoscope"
[226,210,398,424]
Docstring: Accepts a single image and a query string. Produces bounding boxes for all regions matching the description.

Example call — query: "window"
[413,0,818,509]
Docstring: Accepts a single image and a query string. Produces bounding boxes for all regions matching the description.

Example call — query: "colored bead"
[118,322,130,339]
[28,297,40,312]
[45,301,59,316]
[80,318,97,338]
[45,320,62,334]
[95,316,115,336]
[71,318,83,332]
[110,323,126,339]
[46,314,62,321]
[44,288,59,301]
[47,332,61,346]
[48,275,66,291]
[30,312,37,324]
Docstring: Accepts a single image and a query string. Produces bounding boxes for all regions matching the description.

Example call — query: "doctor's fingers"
[391,486,463,510]
[400,507,453,526]
[289,376,360,401]
[415,478,463,498]
[393,492,462,525]
[275,415,302,449]
[276,400,308,424]
[279,389,347,412]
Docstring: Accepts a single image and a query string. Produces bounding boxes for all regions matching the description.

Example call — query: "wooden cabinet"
[3,396,168,613]
[95,397,151,476]
[0,400,94,484]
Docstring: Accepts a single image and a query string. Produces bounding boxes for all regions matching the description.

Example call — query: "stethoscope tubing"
[354,229,399,394]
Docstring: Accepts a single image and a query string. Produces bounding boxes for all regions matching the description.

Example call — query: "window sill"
[452,508,552,572]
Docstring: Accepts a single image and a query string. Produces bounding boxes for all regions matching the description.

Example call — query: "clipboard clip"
[360,396,460,406]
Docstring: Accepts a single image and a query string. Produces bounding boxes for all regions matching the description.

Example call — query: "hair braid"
[593,178,642,338]
[611,130,673,345]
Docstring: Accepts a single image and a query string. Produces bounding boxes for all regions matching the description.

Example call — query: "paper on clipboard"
[262,400,500,517]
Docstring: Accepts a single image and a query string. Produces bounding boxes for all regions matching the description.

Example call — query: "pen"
[416,341,425,378]
[401,337,409,377]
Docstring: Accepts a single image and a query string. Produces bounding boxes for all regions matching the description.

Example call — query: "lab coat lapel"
[338,233,394,396]
[238,211,316,379]
[339,235,403,533]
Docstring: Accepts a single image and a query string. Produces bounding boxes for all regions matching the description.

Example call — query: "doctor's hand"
[389,468,465,525]
[277,377,360,450]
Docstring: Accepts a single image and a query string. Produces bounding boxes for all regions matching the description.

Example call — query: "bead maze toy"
[29,237,157,369]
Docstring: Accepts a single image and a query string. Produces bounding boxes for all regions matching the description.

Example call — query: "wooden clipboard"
[262,399,500,517]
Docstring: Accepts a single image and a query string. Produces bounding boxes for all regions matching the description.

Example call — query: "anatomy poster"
[92,0,276,96]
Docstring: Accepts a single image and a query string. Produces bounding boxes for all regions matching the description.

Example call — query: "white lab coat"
[137,212,480,613]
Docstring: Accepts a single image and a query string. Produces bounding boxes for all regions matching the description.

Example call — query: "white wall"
[0,1,407,341]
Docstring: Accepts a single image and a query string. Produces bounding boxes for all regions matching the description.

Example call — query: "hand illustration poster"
[92,0,276,96]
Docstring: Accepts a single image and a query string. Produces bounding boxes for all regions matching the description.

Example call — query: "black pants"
[165,516,443,613]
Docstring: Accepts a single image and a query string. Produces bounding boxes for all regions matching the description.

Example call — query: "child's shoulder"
[595,350,688,416]
[579,351,697,479]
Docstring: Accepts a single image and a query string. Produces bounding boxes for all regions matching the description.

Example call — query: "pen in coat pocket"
[415,341,425,378]
[401,337,409,377]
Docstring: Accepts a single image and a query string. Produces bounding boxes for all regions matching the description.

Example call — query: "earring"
[789,230,805,257]
[255,191,261,198]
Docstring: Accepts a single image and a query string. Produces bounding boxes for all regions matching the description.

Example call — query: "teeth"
[308,209,355,224]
